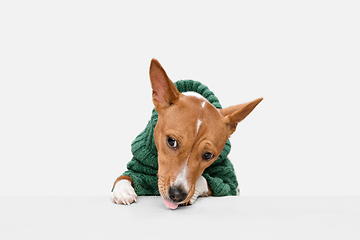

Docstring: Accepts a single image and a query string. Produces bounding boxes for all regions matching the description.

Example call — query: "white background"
[1,0,359,196]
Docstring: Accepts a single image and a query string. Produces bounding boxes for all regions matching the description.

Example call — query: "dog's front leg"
[188,176,212,205]
[111,176,137,205]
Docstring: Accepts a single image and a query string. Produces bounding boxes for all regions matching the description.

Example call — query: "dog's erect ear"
[220,98,263,135]
[149,59,181,110]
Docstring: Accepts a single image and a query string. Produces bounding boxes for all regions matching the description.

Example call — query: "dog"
[111,59,262,209]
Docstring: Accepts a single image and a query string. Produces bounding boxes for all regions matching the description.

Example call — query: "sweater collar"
[174,80,223,110]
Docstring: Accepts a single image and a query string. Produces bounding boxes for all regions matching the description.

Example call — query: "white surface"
[1,1,360,196]
[1,196,359,240]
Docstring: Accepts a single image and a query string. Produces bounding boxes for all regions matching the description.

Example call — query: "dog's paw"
[181,191,202,206]
[183,176,209,206]
[189,192,199,205]
[111,180,137,205]
[180,194,198,206]
[179,201,192,207]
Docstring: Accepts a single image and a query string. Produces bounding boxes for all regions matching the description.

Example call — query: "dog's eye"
[167,136,178,149]
[202,152,214,160]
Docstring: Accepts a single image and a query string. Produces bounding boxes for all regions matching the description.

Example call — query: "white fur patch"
[196,119,202,134]
[183,92,211,111]
[174,166,189,192]
[174,154,190,192]
[183,91,206,100]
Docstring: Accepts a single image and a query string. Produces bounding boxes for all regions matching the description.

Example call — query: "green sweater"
[118,80,239,196]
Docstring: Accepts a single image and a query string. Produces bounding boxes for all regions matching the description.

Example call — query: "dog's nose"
[168,186,188,203]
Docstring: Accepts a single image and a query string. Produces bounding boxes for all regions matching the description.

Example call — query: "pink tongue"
[163,198,179,209]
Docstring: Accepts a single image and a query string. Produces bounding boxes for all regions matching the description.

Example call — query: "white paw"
[111,180,137,205]
[189,192,200,205]
[189,175,209,205]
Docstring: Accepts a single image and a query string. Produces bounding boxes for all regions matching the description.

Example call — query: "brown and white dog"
[111,59,262,209]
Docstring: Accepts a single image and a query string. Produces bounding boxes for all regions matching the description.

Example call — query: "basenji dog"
[111,59,262,209]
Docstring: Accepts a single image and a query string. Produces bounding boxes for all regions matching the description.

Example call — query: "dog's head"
[149,59,262,205]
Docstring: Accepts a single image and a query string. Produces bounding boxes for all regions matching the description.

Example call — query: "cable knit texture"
[116,80,239,196]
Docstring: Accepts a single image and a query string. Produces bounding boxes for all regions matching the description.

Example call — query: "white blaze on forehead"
[196,119,202,134]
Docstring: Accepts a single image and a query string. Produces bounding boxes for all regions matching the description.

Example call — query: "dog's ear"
[149,58,181,110]
[220,98,263,135]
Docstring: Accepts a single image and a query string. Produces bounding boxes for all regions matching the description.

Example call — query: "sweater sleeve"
[118,157,159,196]
[202,156,239,196]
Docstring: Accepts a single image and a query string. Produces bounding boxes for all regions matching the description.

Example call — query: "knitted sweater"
[118,80,239,196]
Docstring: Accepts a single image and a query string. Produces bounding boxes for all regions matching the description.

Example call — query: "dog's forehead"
[163,92,225,139]
[181,91,222,118]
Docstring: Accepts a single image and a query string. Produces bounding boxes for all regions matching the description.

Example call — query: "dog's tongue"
[163,198,179,210]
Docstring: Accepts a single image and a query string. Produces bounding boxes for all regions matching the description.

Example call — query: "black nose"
[169,186,188,203]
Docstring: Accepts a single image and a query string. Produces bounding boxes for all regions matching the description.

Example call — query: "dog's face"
[155,92,230,203]
[149,59,262,204]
